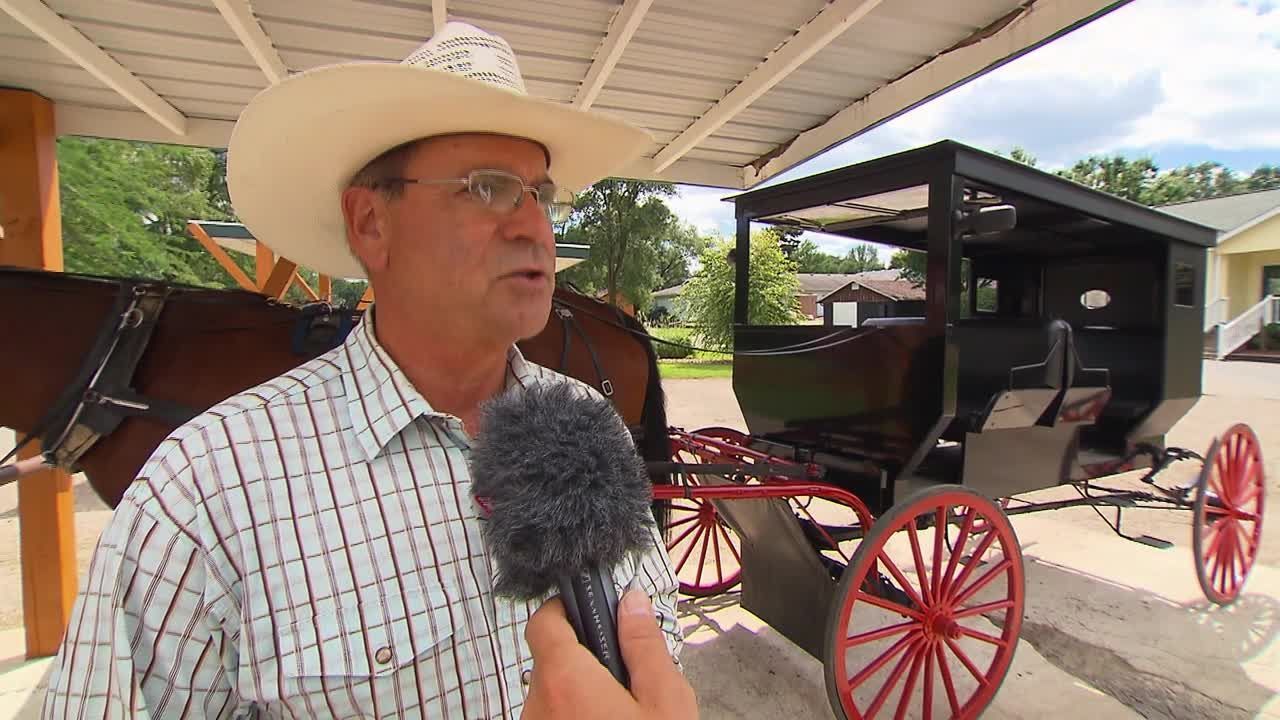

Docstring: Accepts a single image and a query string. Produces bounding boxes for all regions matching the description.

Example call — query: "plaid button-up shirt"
[42,310,683,719]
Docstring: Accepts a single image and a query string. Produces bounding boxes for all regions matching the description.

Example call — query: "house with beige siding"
[1159,189,1280,358]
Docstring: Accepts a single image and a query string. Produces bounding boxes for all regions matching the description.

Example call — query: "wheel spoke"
[845,631,921,692]
[943,528,999,604]
[944,635,989,686]
[864,635,924,719]
[956,623,1009,648]
[939,507,977,600]
[951,559,1013,608]
[892,643,927,720]
[1205,515,1231,562]
[842,619,920,650]
[931,507,946,602]
[668,516,703,556]
[674,524,706,573]
[711,517,724,585]
[877,550,930,612]
[856,591,926,622]
[922,642,935,720]
[694,519,712,587]
[715,520,742,563]
[935,642,962,717]
[951,598,1015,620]
[1236,477,1262,508]
[665,514,700,530]
[907,518,933,606]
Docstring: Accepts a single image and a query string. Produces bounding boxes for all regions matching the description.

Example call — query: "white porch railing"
[1204,296,1229,332]
[1216,295,1278,360]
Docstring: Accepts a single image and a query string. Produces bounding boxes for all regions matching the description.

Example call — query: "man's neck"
[371,306,509,432]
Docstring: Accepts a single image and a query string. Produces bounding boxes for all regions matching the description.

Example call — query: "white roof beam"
[650,0,883,173]
[212,0,288,84]
[433,0,446,35]
[573,0,653,109]
[0,0,187,136]
[745,0,1126,186]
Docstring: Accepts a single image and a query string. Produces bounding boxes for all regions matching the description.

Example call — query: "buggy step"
[1131,535,1173,549]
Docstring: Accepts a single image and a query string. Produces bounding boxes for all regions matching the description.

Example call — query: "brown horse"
[0,266,669,512]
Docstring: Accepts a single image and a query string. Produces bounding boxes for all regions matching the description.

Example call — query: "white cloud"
[664,0,1280,251]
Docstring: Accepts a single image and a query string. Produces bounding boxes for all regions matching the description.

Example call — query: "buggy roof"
[727,140,1220,251]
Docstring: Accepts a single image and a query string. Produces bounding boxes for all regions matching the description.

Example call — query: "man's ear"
[342,186,392,273]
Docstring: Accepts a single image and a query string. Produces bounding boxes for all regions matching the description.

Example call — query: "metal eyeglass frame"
[378,169,575,223]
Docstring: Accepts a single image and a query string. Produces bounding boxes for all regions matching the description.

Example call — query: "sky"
[666,0,1280,258]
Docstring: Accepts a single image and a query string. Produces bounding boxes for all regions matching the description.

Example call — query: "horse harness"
[4,282,351,477]
[552,299,614,399]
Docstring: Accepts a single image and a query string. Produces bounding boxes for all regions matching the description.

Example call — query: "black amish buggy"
[652,140,1264,720]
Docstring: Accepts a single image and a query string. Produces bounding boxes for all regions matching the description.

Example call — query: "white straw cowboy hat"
[226,21,652,280]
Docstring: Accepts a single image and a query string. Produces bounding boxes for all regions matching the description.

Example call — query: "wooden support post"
[357,285,375,310]
[187,222,255,291]
[0,89,78,659]
[255,240,274,289]
[318,274,332,302]
[261,257,298,299]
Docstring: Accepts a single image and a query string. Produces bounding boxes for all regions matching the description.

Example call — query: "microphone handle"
[557,564,629,688]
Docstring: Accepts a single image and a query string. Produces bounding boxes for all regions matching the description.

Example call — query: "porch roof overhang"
[1,0,1130,191]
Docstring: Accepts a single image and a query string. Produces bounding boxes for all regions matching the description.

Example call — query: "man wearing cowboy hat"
[43,21,693,719]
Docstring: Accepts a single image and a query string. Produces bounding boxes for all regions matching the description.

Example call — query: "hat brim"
[227,64,654,280]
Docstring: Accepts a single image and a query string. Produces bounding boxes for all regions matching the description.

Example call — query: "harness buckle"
[600,379,614,397]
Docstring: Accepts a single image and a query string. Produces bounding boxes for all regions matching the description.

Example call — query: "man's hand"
[522,589,697,719]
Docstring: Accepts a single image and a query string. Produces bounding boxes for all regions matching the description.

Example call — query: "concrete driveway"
[663,360,1280,719]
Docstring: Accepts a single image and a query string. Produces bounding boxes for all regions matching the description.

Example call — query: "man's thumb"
[616,590,690,713]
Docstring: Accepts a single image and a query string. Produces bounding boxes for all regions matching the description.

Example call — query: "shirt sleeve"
[613,520,686,667]
[42,472,242,719]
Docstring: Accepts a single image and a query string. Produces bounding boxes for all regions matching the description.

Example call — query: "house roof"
[797,273,863,296]
[0,0,1129,190]
[652,283,685,299]
[813,269,925,302]
[1158,188,1280,234]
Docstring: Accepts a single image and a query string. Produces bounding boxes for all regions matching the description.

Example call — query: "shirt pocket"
[277,582,456,691]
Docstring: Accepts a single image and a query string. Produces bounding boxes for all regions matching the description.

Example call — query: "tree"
[1055,155,1158,203]
[1246,165,1280,192]
[57,137,243,288]
[999,146,1038,167]
[762,225,805,259]
[680,231,802,349]
[793,238,842,273]
[653,222,711,290]
[889,249,926,287]
[843,244,883,273]
[557,179,678,312]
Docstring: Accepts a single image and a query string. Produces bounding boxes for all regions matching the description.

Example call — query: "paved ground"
[664,361,1280,719]
[0,360,1277,718]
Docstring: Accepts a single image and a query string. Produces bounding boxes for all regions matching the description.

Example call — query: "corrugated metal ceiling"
[0,0,1130,188]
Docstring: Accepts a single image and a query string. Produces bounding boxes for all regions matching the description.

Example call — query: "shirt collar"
[339,306,537,461]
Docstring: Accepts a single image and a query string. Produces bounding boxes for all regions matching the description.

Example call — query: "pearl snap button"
[374,647,393,665]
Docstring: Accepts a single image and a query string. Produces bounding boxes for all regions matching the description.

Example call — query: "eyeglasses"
[377,169,575,223]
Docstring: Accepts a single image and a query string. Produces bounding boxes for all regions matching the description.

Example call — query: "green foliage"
[557,179,684,312]
[649,327,696,359]
[889,249,927,287]
[1053,155,1280,205]
[57,137,241,287]
[653,222,712,291]
[680,231,803,350]
[762,225,805,259]
[793,238,884,273]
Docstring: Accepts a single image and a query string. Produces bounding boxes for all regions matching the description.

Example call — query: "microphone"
[470,382,655,688]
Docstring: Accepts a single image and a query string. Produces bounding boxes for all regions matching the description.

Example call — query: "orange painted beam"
[357,285,375,309]
[318,274,332,302]
[293,271,320,302]
[187,222,255,291]
[0,88,77,659]
[255,241,274,289]
[261,257,298,299]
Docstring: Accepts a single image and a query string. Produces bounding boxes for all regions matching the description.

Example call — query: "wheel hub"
[924,608,961,641]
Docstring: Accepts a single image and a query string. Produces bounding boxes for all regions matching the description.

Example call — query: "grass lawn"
[657,360,733,379]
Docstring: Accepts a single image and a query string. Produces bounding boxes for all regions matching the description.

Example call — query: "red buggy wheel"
[666,427,750,597]
[1193,424,1265,606]
[825,486,1024,720]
